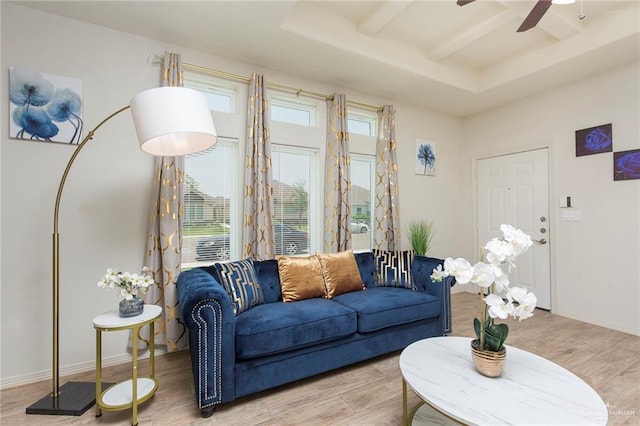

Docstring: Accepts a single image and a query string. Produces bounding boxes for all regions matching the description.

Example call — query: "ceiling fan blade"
[517,0,552,32]
[457,0,476,6]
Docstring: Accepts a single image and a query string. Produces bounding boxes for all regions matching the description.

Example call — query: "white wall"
[1,3,166,388]
[0,3,465,387]
[395,107,465,259]
[462,63,640,336]
[4,2,636,390]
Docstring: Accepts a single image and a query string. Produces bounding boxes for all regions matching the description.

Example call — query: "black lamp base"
[26,381,112,416]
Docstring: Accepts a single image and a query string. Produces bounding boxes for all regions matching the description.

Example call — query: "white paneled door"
[477,149,551,310]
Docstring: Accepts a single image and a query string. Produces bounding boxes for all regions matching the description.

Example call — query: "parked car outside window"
[350,222,369,234]
[196,223,309,261]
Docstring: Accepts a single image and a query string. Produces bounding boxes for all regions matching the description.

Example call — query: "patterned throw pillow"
[372,249,415,289]
[213,258,264,315]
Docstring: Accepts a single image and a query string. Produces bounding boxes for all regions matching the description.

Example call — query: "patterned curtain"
[374,105,401,251]
[324,93,351,252]
[243,73,275,260]
[142,51,187,352]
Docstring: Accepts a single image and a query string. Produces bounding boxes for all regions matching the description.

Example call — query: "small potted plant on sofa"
[405,219,435,256]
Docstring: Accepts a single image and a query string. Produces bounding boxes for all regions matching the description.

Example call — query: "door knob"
[533,238,547,245]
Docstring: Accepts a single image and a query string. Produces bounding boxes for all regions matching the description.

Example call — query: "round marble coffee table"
[399,336,608,425]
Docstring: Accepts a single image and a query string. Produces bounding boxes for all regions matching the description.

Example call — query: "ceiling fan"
[457,0,558,32]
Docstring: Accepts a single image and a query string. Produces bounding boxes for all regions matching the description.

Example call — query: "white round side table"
[93,304,161,426]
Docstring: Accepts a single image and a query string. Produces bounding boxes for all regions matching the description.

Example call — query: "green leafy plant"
[473,318,509,352]
[405,220,435,256]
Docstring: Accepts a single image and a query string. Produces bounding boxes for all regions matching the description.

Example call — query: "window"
[180,74,378,262]
[350,155,374,250]
[271,146,317,256]
[271,97,316,127]
[184,79,237,113]
[348,111,377,137]
[201,89,235,113]
[182,138,239,267]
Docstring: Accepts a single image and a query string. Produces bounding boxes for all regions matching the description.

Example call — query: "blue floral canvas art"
[415,139,436,176]
[613,149,640,181]
[575,123,612,157]
[9,67,83,144]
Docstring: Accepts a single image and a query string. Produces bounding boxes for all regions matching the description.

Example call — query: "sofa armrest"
[411,256,455,335]
[177,268,236,411]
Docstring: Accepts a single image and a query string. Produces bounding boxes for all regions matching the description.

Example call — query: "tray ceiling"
[15,0,640,116]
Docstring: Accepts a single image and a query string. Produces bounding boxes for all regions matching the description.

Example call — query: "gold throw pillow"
[277,255,327,302]
[317,250,365,298]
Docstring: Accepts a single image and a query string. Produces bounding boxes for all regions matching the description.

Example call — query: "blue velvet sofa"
[177,251,453,417]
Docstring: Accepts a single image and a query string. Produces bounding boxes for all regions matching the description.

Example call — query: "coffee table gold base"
[402,378,461,426]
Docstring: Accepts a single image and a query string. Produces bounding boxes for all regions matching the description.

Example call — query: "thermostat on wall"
[559,196,573,208]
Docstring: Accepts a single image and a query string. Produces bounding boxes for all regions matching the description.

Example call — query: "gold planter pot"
[471,339,506,377]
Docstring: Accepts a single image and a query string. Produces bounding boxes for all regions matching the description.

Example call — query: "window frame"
[348,110,378,137]
[271,143,319,255]
[350,153,375,250]
[181,137,240,267]
[183,77,238,114]
[270,95,318,127]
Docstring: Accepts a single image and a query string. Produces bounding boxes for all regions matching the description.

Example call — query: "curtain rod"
[181,62,383,113]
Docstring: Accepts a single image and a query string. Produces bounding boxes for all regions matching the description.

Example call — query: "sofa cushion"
[354,251,375,288]
[252,259,282,303]
[212,258,264,315]
[277,255,327,302]
[234,298,357,359]
[318,250,365,298]
[373,249,415,289]
[332,287,440,333]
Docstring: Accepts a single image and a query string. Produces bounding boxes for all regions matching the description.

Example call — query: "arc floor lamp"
[26,86,217,416]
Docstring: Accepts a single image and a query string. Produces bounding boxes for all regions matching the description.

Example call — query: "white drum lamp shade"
[130,86,217,156]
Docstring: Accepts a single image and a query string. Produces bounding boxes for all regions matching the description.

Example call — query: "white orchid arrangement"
[97,267,154,300]
[431,224,537,352]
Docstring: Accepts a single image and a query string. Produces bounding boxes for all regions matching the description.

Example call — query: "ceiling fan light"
[552,0,575,4]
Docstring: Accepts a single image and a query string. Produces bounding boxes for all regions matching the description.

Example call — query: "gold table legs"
[402,377,429,426]
[95,318,157,425]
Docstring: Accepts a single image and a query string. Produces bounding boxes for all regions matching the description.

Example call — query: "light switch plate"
[562,210,581,221]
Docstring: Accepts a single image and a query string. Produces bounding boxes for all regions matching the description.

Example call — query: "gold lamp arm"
[51,105,129,397]
[27,86,216,415]
[53,105,129,233]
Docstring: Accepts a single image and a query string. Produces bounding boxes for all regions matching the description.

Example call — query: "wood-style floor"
[2,292,638,425]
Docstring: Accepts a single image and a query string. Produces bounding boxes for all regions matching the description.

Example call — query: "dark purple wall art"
[613,149,640,181]
[575,123,612,157]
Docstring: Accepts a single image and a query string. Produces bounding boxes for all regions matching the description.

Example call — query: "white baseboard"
[0,347,168,390]
[453,289,639,337]
[554,309,640,337]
